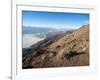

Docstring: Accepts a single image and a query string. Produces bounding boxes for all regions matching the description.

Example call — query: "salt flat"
[23,34,44,48]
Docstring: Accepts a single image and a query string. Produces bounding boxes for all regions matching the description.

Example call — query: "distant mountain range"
[22,24,89,69]
[23,26,56,34]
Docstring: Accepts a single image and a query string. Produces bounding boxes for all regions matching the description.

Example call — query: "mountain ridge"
[22,24,89,69]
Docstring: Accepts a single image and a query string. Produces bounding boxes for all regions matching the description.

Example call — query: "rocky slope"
[22,24,89,69]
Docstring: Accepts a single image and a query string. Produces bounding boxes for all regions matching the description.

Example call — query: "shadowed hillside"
[22,24,89,69]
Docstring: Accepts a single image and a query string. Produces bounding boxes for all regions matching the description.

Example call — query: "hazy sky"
[22,11,89,29]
